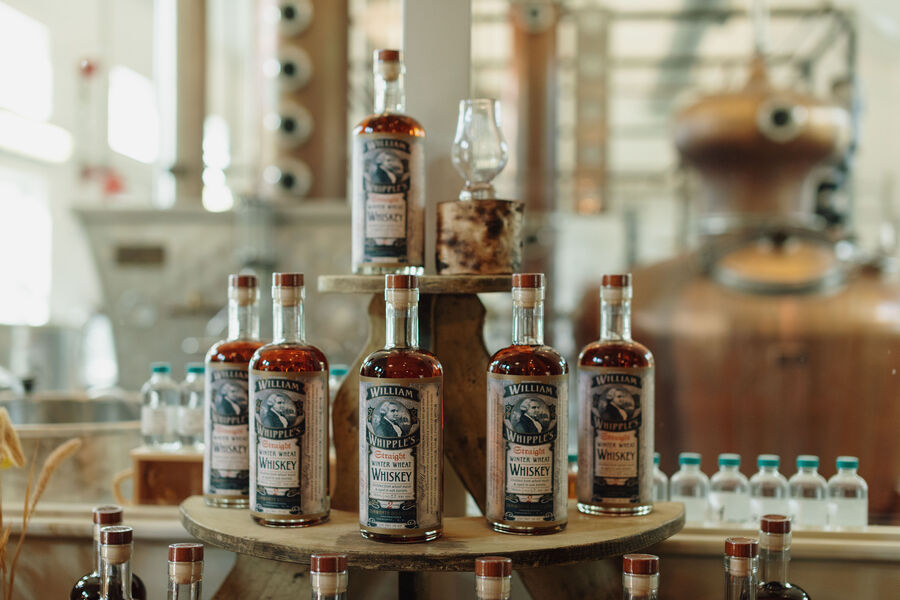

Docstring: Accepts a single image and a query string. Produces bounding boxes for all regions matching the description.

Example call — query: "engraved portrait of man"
[261,392,300,429]
[374,400,410,438]
[367,149,408,185]
[513,397,550,434]
[599,386,636,422]
[216,382,246,416]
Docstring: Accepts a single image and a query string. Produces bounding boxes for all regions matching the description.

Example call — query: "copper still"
[576,58,900,522]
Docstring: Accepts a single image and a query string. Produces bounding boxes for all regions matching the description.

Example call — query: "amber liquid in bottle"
[204,276,264,508]
[72,513,146,600]
[250,276,329,526]
[359,276,443,542]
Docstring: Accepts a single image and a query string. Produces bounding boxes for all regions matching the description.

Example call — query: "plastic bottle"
[141,363,179,448]
[178,363,205,449]
[709,453,750,524]
[827,456,868,529]
[669,452,709,523]
[652,452,668,502]
[749,454,789,522]
[788,455,827,528]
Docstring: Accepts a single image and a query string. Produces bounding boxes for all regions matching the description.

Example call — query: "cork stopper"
[384,274,419,307]
[475,556,513,577]
[760,515,791,534]
[310,554,349,595]
[374,48,402,81]
[100,526,133,565]
[511,273,545,308]
[623,554,659,575]
[169,543,204,563]
[272,272,305,306]
[725,537,758,558]
[168,543,203,584]
[311,553,348,573]
[600,273,633,302]
[759,515,792,552]
[93,505,123,525]
[229,274,259,306]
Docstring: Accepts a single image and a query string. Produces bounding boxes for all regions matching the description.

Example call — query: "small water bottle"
[141,362,179,448]
[670,452,709,523]
[789,454,827,528]
[178,363,205,450]
[653,452,668,502]
[749,454,789,522]
[827,456,868,529]
[709,453,750,524]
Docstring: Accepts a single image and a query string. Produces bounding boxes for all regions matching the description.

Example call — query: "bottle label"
[204,362,251,496]
[486,374,568,525]
[141,406,167,436]
[352,134,424,267]
[249,370,329,517]
[177,406,204,437]
[359,376,441,533]
[577,368,652,506]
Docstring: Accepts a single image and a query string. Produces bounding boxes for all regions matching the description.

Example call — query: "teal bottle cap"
[151,362,171,374]
[836,456,858,469]
[796,455,819,468]
[653,452,660,465]
[186,363,205,374]
[679,452,701,466]
[718,453,741,467]
[758,454,780,468]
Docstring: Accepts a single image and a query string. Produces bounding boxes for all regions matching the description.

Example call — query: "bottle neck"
[386,301,418,349]
[760,548,789,585]
[724,557,757,600]
[168,581,202,600]
[228,299,259,340]
[93,523,106,575]
[623,573,659,599]
[274,300,305,343]
[374,74,405,113]
[312,593,347,600]
[512,300,544,345]
[100,553,132,600]
[601,299,631,341]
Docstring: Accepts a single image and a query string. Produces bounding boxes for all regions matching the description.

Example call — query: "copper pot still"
[577,59,900,522]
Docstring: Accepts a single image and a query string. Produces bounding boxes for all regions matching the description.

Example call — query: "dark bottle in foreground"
[359,274,443,542]
[204,274,264,507]
[724,537,759,600]
[98,526,136,600]
[70,506,146,600]
[757,515,810,599]
[487,273,568,535]
[474,556,512,600]
[249,273,330,526]
[622,553,660,600]
[577,273,654,516]
[310,553,349,600]
[167,543,203,600]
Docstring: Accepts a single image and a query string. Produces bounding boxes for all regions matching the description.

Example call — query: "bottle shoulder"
[488,345,568,376]
[250,342,329,373]
[207,339,264,364]
[578,339,654,368]
[354,113,425,137]
[361,348,443,379]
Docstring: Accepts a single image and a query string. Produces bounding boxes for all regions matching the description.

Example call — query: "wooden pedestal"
[436,199,524,274]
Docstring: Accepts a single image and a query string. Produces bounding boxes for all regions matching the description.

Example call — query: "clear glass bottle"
[652,452,668,502]
[487,273,568,534]
[249,273,329,527]
[475,556,512,600]
[140,363,179,448]
[351,49,425,275]
[757,515,810,600]
[99,526,135,600]
[669,452,709,524]
[710,453,750,524]
[204,274,264,508]
[827,456,868,529]
[788,455,827,528]
[622,553,659,600]
[724,537,759,600]
[577,274,654,516]
[178,364,205,449]
[310,553,348,600]
[70,506,146,600]
[359,275,443,542]
[750,455,789,523]
[167,543,203,600]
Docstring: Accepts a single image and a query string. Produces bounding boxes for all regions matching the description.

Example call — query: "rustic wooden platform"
[318,274,512,295]
[180,496,684,572]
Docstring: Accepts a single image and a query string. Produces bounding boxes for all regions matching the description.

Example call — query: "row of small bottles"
[140,362,205,450]
[202,270,654,541]
[70,505,202,600]
[652,452,868,528]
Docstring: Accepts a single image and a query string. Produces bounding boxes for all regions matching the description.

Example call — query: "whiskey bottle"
[167,543,203,600]
[622,553,660,600]
[70,506,146,600]
[351,49,425,275]
[475,556,512,600]
[577,274,654,516]
[359,274,443,542]
[757,515,810,599]
[724,537,759,600]
[486,273,568,534]
[310,553,349,600]
[98,526,136,600]
[249,273,330,526]
[203,274,264,508]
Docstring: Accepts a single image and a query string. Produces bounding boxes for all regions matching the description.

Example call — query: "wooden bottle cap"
[760,515,791,534]
[100,525,133,545]
[92,505,123,525]
[623,554,659,575]
[511,273,544,289]
[385,274,418,289]
[475,556,512,577]
[310,553,348,573]
[725,537,758,558]
[169,543,204,563]
[375,49,401,63]
[229,274,258,289]
[601,274,632,288]
[273,272,304,287]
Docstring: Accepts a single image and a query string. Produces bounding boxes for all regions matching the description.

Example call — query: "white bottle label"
[204,362,251,497]
[486,374,567,526]
[359,376,442,533]
[141,406,167,436]
[249,370,329,517]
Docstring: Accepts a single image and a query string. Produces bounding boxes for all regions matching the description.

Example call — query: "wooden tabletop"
[318,274,513,295]
[180,496,684,571]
